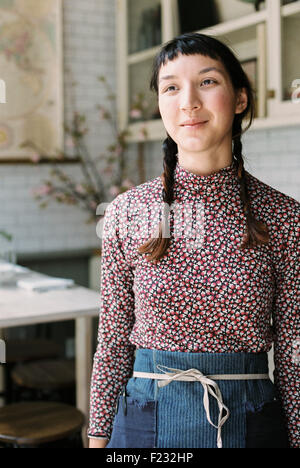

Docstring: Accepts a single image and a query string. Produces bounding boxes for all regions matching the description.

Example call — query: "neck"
[173,156,237,195]
[177,153,233,177]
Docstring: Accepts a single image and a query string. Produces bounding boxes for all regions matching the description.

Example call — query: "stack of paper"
[0,262,30,283]
[17,276,75,292]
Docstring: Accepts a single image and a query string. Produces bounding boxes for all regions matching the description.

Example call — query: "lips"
[180,120,208,127]
[181,121,208,128]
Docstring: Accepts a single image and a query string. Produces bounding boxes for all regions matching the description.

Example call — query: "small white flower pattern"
[88,160,300,448]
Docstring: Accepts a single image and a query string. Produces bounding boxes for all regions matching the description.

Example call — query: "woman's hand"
[89,438,109,448]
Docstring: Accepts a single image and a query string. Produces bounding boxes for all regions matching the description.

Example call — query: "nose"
[180,85,202,112]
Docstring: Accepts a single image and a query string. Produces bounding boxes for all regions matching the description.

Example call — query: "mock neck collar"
[174,156,237,194]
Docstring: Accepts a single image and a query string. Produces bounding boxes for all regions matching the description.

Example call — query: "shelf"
[126,115,300,143]
[251,114,300,129]
[282,0,300,17]
[128,45,161,65]
[126,119,164,142]
[198,9,267,36]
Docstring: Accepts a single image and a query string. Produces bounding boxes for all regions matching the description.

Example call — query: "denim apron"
[106,349,289,448]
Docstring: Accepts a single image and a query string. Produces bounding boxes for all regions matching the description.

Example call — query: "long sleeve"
[272,207,300,448]
[87,195,136,439]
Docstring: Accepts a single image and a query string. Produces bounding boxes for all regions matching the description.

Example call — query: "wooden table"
[0,268,100,446]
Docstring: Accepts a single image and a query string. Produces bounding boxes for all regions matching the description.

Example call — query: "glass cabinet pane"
[281,2,300,102]
[128,0,162,54]
[211,0,266,25]
[128,59,160,123]
[176,1,267,37]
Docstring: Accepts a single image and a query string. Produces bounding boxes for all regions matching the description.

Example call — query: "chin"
[178,140,208,153]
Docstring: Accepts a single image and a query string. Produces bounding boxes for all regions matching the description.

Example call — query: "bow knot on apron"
[155,364,230,449]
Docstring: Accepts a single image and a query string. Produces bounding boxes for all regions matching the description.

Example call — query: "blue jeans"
[106,349,289,448]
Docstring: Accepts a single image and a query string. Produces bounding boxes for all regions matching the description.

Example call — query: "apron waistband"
[132,365,269,449]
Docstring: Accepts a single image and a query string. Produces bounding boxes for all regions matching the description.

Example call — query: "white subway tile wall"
[0,0,299,258]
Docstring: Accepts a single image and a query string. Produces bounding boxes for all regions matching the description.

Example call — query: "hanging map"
[0,0,63,160]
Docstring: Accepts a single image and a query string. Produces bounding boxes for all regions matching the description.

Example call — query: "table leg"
[75,317,93,448]
[0,329,5,406]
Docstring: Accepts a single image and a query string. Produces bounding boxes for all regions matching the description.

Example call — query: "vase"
[0,235,17,265]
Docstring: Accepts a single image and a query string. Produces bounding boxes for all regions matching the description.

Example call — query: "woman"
[88,33,299,448]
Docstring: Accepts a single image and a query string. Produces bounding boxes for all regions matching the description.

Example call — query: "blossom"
[109,185,120,197]
[89,200,98,210]
[130,108,142,119]
[30,152,41,163]
[32,184,52,196]
[122,178,134,189]
[65,136,76,148]
[75,183,86,194]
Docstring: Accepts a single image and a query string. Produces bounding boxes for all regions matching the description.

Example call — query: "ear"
[235,87,248,114]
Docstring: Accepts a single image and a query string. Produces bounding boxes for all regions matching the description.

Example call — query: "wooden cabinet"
[116,0,300,142]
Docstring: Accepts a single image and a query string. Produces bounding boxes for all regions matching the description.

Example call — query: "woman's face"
[157,53,246,158]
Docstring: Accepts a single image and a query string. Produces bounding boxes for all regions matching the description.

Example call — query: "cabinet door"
[116,0,162,131]
[128,0,162,54]
[266,0,300,118]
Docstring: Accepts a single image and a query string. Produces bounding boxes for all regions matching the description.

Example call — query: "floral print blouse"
[88,160,299,448]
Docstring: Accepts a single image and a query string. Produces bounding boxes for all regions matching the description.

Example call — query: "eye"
[201,78,216,86]
[165,85,177,92]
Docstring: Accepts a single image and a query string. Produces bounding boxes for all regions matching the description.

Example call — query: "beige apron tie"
[133,365,269,449]
[157,365,229,449]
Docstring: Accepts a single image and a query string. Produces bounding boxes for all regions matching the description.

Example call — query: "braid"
[232,120,269,248]
[161,136,178,204]
[137,135,177,264]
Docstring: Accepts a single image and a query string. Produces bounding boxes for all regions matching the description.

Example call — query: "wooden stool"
[6,339,63,364]
[0,401,85,448]
[11,359,75,404]
[2,339,63,404]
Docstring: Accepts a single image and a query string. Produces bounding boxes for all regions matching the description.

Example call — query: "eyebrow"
[158,67,226,84]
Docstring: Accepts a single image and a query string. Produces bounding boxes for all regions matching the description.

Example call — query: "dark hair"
[138,32,269,264]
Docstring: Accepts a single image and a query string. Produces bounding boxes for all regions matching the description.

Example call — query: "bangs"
[150,34,223,94]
